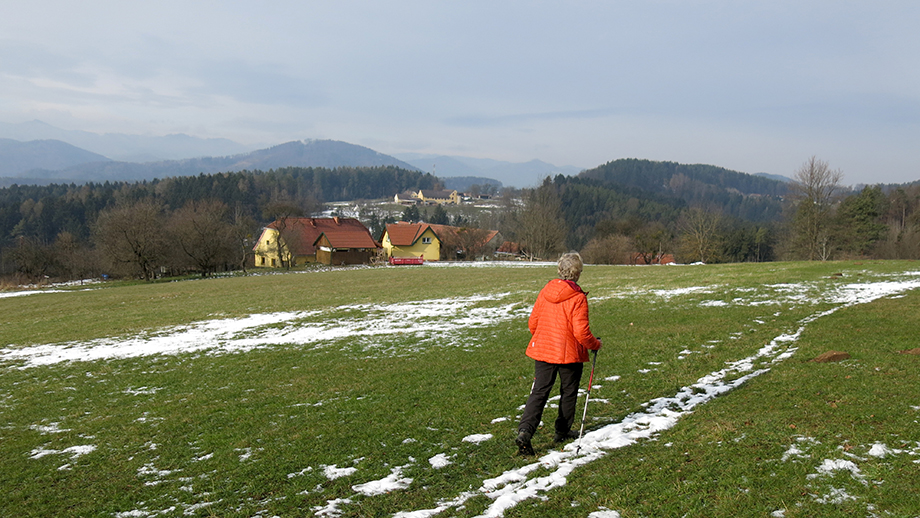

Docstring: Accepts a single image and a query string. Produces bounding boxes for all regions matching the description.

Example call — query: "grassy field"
[2,260,919,517]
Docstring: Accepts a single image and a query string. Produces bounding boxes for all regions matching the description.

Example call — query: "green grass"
[2,261,920,517]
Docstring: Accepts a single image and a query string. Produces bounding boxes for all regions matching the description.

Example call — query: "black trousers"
[518,360,584,436]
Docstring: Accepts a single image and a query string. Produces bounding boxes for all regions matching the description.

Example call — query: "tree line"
[0,166,439,281]
[2,158,920,283]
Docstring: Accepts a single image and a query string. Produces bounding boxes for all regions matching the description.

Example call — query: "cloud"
[444,108,620,128]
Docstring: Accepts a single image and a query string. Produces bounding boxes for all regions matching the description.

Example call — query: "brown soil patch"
[810,351,851,363]
[899,348,920,355]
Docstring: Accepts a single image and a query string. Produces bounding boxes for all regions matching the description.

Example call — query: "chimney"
[334,216,340,225]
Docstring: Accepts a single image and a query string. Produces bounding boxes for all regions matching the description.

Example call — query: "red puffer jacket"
[526,279,602,364]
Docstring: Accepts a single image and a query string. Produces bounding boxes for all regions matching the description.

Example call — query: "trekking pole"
[575,348,598,455]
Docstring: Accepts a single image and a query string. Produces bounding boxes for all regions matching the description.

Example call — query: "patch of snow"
[0,289,67,299]
[323,464,358,480]
[429,453,452,469]
[1,293,529,368]
[867,442,894,458]
[30,444,96,460]
[123,386,160,396]
[813,486,858,505]
[352,465,413,496]
[462,433,493,444]
[312,497,354,517]
[781,444,809,462]
[29,422,71,434]
[808,459,867,485]
[287,467,313,479]
[651,286,712,300]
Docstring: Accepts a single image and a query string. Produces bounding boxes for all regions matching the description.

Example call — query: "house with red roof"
[253,217,378,267]
[380,222,502,262]
[380,222,441,262]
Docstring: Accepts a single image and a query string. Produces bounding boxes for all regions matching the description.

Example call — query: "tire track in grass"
[389,276,920,518]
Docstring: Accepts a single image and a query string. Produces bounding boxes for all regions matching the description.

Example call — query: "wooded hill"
[544,159,789,252]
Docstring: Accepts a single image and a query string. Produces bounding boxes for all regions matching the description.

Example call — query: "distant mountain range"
[0,139,111,176]
[0,119,252,162]
[0,137,422,186]
[0,121,583,188]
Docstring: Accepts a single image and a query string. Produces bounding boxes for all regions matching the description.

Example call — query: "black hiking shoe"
[553,430,580,443]
[515,431,535,456]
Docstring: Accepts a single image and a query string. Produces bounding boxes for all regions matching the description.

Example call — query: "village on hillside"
[252,188,516,268]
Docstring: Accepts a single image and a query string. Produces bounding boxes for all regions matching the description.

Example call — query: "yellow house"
[380,222,441,261]
[253,217,377,267]
[413,189,460,205]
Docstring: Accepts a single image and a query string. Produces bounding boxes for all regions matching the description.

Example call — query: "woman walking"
[516,252,602,455]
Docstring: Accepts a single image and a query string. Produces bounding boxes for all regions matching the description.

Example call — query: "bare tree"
[633,222,671,264]
[168,199,236,277]
[455,227,492,260]
[231,203,257,273]
[10,236,54,283]
[93,200,169,281]
[789,156,843,260]
[677,207,723,263]
[53,231,96,283]
[515,178,566,260]
[580,234,632,264]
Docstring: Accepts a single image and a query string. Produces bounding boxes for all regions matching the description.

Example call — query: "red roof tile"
[266,217,376,255]
[383,222,433,246]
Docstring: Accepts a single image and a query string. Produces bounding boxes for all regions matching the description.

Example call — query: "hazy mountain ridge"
[0,139,111,177]
[0,138,421,185]
[0,120,253,162]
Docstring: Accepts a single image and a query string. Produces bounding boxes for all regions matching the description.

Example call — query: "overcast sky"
[2,1,918,185]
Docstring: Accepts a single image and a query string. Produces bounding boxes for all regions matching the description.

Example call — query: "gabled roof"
[262,217,376,255]
[383,222,439,246]
[314,229,378,249]
[427,224,500,247]
[419,189,457,199]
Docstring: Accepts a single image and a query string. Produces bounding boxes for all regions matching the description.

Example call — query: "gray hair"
[557,252,583,282]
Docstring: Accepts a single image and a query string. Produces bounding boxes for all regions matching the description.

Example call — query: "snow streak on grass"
[0,293,529,368]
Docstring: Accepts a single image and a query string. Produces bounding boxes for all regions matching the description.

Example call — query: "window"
[422,237,432,244]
